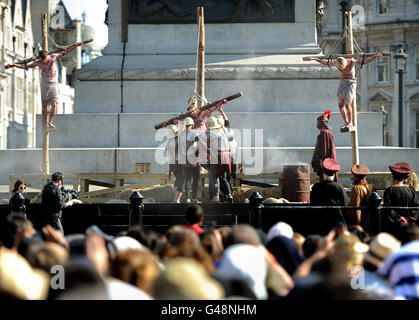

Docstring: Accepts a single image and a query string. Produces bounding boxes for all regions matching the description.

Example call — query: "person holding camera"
[41,172,74,233]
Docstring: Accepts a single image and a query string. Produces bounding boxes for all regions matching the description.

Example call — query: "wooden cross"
[197,6,205,108]
[303,12,391,166]
[41,13,49,174]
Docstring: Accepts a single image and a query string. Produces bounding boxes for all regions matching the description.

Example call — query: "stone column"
[75,20,82,69]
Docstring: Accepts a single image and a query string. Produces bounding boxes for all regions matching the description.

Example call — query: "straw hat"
[0,247,50,300]
[216,115,225,128]
[364,233,401,268]
[154,257,225,300]
[333,234,369,270]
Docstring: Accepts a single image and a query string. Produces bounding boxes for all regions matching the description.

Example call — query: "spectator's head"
[110,249,160,295]
[322,158,340,180]
[25,242,69,273]
[0,246,50,300]
[224,224,261,248]
[165,228,214,274]
[292,233,306,255]
[267,221,294,241]
[39,50,48,61]
[331,234,369,275]
[53,263,108,300]
[125,225,156,248]
[0,214,35,250]
[351,164,369,183]
[216,244,269,299]
[218,226,232,248]
[363,233,401,271]
[348,225,370,243]
[200,229,223,262]
[12,180,27,194]
[108,236,148,260]
[395,224,419,245]
[51,172,63,186]
[154,257,224,300]
[303,235,322,258]
[185,205,204,226]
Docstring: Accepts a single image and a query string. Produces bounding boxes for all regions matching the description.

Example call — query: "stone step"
[74,78,341,114]
[1,147,418,185]
[36,112,383,149]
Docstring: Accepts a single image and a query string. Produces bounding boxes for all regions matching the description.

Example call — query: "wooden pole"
[346,12,359,166]
[197,7,205,108]
[41,13,50,174]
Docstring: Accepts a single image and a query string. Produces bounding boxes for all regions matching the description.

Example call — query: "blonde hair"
[336,57,348,70]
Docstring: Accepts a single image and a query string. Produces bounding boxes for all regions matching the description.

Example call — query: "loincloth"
[337,79,356,103]
[41,81,59,103]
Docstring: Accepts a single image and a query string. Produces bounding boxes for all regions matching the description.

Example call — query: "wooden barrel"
[282,165,310,202]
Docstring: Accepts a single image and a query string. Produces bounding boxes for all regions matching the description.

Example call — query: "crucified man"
[306,53,382,130]
[7,42,83,131]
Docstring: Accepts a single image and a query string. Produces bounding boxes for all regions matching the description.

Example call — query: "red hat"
[394,162,413,174]
[323,158,340,173]
[351,164,369,177]
[389,165,411,175]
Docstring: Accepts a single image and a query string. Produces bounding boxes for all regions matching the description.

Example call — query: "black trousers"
[173,169,185,193]
[184,166,200,199]
[219,172,232,196]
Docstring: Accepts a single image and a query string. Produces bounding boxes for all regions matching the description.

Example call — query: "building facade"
[318,0,419,147]
[0,0,41,149]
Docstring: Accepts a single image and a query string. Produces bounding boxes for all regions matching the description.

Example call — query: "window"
[376,46,389,83]
[54,31,69,46]
[377,0,388,15]
[82,51,90,65]
[416,45,419,81]
[16,78,25,111]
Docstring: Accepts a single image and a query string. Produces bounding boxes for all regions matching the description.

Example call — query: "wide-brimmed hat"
[154,257,225,300]
[323,158,340,173]
[351,164,369,178]
[184,117,194,127]
[0,247,50,300]
[364,233,401,268]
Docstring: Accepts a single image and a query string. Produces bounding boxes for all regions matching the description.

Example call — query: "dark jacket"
[42,182,65,217]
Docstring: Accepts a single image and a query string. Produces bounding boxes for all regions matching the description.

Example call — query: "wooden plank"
[81,180,165,198]
[87,180,116,188]
[239,179,277,188]
[303,52,391,61]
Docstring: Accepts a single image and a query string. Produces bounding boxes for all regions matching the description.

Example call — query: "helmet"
[216,115,225,128]
[207,117,220,130]
[335,57,348,70]
[166,124,178,138]
[184,117,194,126]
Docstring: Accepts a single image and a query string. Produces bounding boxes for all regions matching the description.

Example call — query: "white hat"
[267,222,294,240]
[111,236,148,252]
[364,233,401,268]
[207,116,221,130]
[184,117,194,126]
[216,115,225,128]
[216,244,268,300]
[166,124,178,138]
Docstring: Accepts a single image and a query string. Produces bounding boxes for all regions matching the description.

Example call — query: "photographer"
[41,172,74,233]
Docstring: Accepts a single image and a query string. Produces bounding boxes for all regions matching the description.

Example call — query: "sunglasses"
[19,186,26,190]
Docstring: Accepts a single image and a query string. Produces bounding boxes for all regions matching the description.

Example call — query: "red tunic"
[311,129,338,182]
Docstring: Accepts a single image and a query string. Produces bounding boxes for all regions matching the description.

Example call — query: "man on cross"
[306,53,382,130]
[7,43,83,131]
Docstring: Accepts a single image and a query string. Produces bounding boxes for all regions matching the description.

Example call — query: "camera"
[61,187,79,202]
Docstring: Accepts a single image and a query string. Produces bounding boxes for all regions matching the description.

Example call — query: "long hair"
[12,180,26,193]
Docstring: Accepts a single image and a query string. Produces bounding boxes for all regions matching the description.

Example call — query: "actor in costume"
[394,161,418,191]
[383,164,419,235]
[306,54,382,129]
[311,158,348,226]
[183,117,201,203]
[204,117,232,202]
[347,164,374,228]
[311,110,338,182]
[166,124,185,203]
[7,43,84,131]
[186,97,227,137]
[216,113,234,202]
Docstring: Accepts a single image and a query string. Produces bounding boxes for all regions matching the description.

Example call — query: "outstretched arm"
[6,61,38,70]
[355,53,383,65]
[54,42,84,58]
[306,57,336,67]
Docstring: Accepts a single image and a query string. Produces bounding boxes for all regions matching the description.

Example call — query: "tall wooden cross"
[197,6,205,108]
[41,13,50,174]
[304,12,391,166]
